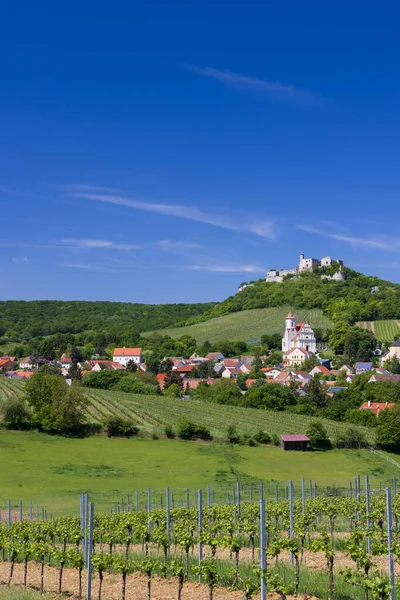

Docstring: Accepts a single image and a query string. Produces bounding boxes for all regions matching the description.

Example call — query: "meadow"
[0,429,397,514]
[144,306,333,344]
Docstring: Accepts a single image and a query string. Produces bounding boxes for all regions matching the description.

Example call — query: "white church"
[282,310,317,354]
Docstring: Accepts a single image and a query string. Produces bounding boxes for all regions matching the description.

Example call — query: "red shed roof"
[281,434,310,442]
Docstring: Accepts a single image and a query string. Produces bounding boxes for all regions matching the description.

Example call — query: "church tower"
[282,310,297,352]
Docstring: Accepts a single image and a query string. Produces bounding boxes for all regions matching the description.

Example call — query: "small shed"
[281,434,310,451]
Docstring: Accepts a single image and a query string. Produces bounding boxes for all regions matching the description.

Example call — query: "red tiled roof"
[359,402,394,415]
[223,359,240,367]
[156,373,166,388]
[175,365,195,373]
[182,378,214,389]
[281,434,310,442]
[113,348,142,357]
[245,379,257,388]
[313,365,330,375]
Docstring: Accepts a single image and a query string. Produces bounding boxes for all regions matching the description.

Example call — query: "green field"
[0,378,374,443]
[358,319,400,342]
[144,306,333,344]
[0,429,397,514]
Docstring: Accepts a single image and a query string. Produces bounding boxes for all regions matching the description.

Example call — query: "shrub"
[163,383,182,397]
[305,421,332,449]
[226,424,240,444]
[105,417,139,438]
[2,398,31,430]
[253,430,271,444]
[177,418,212,441]
[335,427,369,449]
[164,425,176,439]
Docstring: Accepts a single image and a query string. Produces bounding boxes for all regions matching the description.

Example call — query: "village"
[1,309,400,420]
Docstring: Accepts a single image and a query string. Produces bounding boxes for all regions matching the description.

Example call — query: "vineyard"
[0,378,375,444]
[358,320,400,343]
[144,306,333,345]
[1,483,400,600]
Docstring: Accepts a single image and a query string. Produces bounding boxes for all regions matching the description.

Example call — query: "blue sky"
[2,0,400,303]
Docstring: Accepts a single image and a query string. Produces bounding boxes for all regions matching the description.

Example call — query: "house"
[245,379,258,388]
[380,339,400,366]
[113,347,142,367]
[326,387,347,397]
[282,311,316,353]
[359,401,394,416]
[182,378,214,390]
[15,370,35,379]
[0,358,14,371]
[221,367,243,379]
[355,362,373,375]
[156,373,167,389]
[19,357,34,370]
[175,365,196,374]
[309,365,331,377]
[261,367,281,378]
[368,374,400,383]
[339,365,354,375]
[87,360,125,371]
[59,355,72,369]
[280,434,310,451]
[204,352,225,362]
[283,347,314,367]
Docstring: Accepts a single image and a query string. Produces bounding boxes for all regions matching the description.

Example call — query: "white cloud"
[60,238,138,250]
[187,66,318,104]
[156,240,203,250]
[62,263,114,272]
[179,264,265,273]
[66,188,276,239]
[298,225,400,251]
[12,257,29,263]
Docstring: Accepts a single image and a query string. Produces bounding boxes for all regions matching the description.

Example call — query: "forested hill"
[0,300,214,340]
[179,267,400,328]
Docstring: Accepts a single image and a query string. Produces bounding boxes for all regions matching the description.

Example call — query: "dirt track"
[0,561,319,600]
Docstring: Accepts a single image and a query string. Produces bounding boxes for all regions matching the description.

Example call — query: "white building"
[113,347,143,367]
[282,310,316,354]
[266,253,344,283]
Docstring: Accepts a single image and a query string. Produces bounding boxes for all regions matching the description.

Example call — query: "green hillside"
[0,379,375,444]
[144,306,333,344]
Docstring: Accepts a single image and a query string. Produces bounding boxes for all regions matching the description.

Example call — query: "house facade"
[283,347,313,367]
[113,347,143,366]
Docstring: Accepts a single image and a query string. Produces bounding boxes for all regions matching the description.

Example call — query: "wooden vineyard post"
[260,499,267,600]
[237,481,241,516]
[301,477,306,513]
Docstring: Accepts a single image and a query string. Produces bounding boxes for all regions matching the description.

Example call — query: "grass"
[0,429,397,515]
[143,306,333,344]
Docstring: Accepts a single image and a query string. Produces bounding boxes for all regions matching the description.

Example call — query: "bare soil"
[0,562,319,600]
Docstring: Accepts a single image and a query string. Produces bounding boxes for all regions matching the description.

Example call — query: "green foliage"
[305,421,331,449]
[164,424,176,439]
[25,372,87,433]
[307,376,328,410]
[335,426,369,449]
[376,404,400,449]
[163,383,182,397]
[2,397,31,429]
[105,417,139,438]
[177,418,212,441]
[245,382,297,411]
[343,327,377,362]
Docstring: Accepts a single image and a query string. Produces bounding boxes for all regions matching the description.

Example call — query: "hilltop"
[1,266,400,352]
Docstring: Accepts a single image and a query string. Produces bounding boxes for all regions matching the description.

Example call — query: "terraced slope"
[358,320,400,342]
[144,306,333,344]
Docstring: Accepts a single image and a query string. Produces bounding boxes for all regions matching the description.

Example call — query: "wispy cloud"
[298,225,400,251]
[60,238,139,251]
[187,66,318,104]
[157,240,203,251]
[12,257,29,263]
[179,264,265,273]
[62,263,117,273]
[65,187,276,240]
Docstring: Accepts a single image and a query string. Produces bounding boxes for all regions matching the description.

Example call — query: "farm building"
[280,434,310,451]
